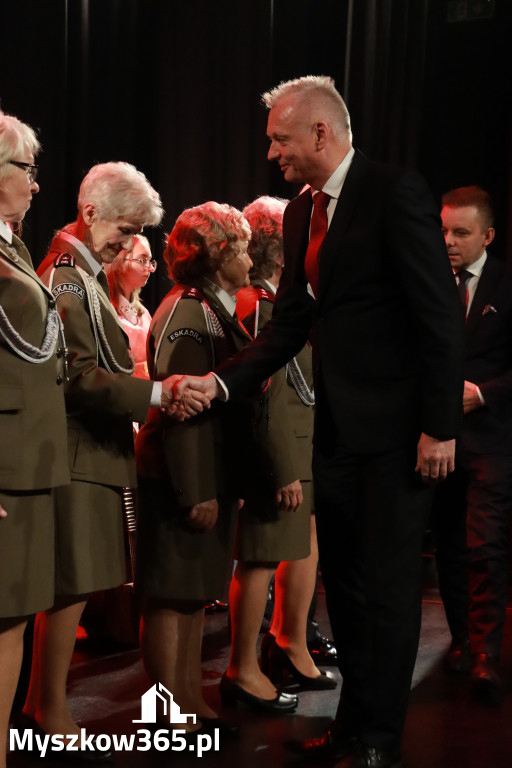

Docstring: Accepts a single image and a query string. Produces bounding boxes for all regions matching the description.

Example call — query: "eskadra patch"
[168,328,204,344]
[52,282,85,301]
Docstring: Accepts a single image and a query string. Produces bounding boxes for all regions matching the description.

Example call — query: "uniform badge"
[54,252,76,268]
[255,286,274,303]
[181,287,204,301]
[52,282,85,300]
[168,328,204,344]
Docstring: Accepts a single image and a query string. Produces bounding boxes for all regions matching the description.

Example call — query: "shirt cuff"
[476,386,485,405]
[212,373,228,402]
[150,381,163,407]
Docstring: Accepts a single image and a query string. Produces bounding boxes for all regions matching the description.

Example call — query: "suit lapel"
[316,150,369,306]
[466,256,501,336]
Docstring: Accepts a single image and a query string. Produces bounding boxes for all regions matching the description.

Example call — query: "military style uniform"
[135,281,291,601]
[235,279,314,561]
[0,232,69,616]
[37,234,153,595]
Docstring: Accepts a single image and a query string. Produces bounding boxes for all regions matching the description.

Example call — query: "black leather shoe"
[444,638,471,673]
[307,633,338,665]
[335,743,403,768]
[265,635,337,690]
[286,725,358,760]
[219,674,298,713]
[11,712,112,762]
[471,653,503,705]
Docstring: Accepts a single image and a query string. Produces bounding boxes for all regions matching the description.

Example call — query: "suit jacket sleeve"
[385,170,464,439]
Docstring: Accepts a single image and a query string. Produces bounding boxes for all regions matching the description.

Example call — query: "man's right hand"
[173,373,221,407]
[0,504,7,519]
[161,375,212,420]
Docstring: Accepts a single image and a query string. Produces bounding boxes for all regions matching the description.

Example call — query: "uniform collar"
[58,231,104,277]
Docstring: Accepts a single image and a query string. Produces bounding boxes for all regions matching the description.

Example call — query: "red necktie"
[305,190,330,297]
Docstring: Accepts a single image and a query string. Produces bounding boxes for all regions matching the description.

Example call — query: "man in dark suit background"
[433,186,512,705]
[174,76,463,768]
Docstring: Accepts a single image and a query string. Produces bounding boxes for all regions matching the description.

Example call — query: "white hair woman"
[104,234,156,379]
[20,163,204,759]
[0,111,68,768]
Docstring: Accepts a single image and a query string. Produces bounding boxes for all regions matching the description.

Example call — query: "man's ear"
[483,227,495,248]
[314,121,329,150]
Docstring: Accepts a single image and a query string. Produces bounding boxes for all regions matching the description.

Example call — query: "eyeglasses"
[127,257,157,271]
[9,160,39,183]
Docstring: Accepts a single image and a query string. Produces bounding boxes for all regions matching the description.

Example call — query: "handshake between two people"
[160,372,221,421]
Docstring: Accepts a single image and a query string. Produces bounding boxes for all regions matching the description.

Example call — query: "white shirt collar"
[58,231,103,277]
[320,146,355,199]
[263,278,277,295]
[204,278,237,316]
[463,250,488,278]
[0,219,13,244]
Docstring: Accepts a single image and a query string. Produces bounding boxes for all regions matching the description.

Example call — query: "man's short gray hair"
[78,161,163,228]
[0,111,40,183]
[262,75,352,141]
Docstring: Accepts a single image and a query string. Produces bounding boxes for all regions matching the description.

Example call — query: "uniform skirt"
[0,488,55,617]
[235,480,312,563]
[54,480,127,595]
[136,477,237,602]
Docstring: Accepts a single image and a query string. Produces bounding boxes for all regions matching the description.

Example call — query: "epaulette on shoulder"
[255,286,274,303]
[54,252,76,268]
[180,286,204,301]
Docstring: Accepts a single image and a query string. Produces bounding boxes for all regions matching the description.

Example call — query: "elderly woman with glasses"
[0,111,68,768]
[105,234,156,380]
[19,163,206,757]
[135,201,299,737]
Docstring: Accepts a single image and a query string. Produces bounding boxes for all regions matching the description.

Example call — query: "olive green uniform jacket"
[0,234,68,490]
[1,232,69,615]
[235,279,314,561]
[38,235,153,487]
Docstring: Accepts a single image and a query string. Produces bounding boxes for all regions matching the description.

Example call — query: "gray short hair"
[164,201,251,284]
[243,196,287,280]
[262,75,352,141]
[0,111,40,182]
[77,162,163,228]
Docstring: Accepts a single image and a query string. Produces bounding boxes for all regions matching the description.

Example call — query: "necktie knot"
[456,269,472,285]
[312,190,331,210]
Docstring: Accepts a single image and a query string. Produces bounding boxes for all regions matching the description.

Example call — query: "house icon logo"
[133,683,196,726]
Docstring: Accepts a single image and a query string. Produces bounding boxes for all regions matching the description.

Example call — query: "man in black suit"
[174,76,463,768]
[433,186,512,704]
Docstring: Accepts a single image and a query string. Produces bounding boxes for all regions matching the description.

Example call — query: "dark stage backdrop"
[1,0,511,311]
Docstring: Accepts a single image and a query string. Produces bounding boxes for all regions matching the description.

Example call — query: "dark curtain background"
[1,0,511,311]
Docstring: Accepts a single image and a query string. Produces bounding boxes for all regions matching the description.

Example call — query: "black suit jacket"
[216,150,464,454]
[460,254,512,454]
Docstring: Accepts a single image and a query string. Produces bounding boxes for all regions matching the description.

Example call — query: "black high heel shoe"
[265,636,338,691]
[219,674,298,713]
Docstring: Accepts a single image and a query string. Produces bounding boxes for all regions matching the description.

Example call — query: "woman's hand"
[186,499,218,531]
[275,479,303,512]
[0,503,7,519]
